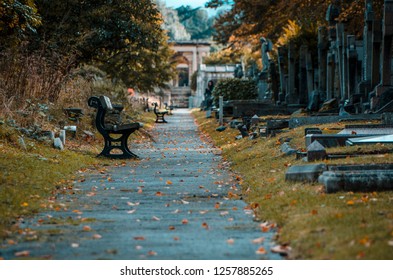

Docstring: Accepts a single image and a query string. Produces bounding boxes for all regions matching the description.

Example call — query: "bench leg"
[99,131,139,159]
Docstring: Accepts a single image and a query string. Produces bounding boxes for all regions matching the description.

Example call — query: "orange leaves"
[134,236,145,241]
[181,219,189,224]
[83,225,92,232]
[202,222,209,229]
[227,191,239,199]
[92,234,102,239]
[255,247,267,255]
[214,202,220,209]
[14,250,30,257]
[168,225,176,231]
[346,200,355,206]
[166,180,173,185]
[155,191,164,196]
[311,209,318,215]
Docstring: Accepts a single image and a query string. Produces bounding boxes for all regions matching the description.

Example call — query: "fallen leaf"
[134,236,145,241]
[155,191,164,196]
[152,216,160,221]
[215,202,220,209]
[127,209,136,214]
[252,237,265,244]
[255,247,267,255]
[182,219,189,224]
[7,239,16,245]
[202,222,209,229]
[347,200,355,205]
[227,239,235,245]
[166,180,173,185]
[92,234,102,239]
[83,226,92,231]
[71,243,79,248]
[148,251,157,256]
[199,210,208,215]
[169,226,176,231]
[14,250,30,257]
[220,211,229,216]
[311,209,318,215]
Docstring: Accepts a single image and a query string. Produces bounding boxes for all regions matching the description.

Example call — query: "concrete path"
[1,109,281,260]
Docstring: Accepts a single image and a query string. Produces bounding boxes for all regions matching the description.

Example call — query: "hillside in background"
[155,0,216,41]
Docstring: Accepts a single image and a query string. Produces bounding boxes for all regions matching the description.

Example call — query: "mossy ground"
[193,110,393,260]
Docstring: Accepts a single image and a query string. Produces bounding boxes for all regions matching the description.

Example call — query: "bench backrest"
[100,96,113,111]
[88,95,114,134]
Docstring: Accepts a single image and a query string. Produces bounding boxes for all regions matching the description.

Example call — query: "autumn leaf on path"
[14,250,30,257]
[255,247,267,255]
[134,236,145,241]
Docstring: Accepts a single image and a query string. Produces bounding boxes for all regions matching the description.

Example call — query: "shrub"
[212,78,258,103]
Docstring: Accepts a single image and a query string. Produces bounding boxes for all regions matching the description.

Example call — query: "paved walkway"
[1,109,281,260]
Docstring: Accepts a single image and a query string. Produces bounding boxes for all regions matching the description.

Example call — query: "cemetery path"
[1,109,281,260]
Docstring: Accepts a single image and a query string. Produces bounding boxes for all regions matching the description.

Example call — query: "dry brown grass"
[193,110,393,260]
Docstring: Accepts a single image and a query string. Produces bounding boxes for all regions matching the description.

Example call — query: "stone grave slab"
[285,164,327,182]
[346,134,393,145]
[305,127,322,136]
[338,126,393,135]
[305,134,382,147]
[319,170,393,193]
[289,114,382,128]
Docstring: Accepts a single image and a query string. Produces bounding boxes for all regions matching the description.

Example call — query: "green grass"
[193,110,393,259]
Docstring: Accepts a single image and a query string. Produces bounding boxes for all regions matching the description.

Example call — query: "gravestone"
[277,47,287,103]
[319,169,393,193]
[305,128,322,136]
[373,0,393,111]
[285,164,327,182]
[286,42,297,104]
[299,45,308,105]
[54,138,64,150]
[307,140,327,161]
[346,134,393,145]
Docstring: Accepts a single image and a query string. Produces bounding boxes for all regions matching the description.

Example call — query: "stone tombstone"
[307,140,327,162]
[326,0,341,41]
[286,42,297,104]
[371,19,382,89]
[374,0,393,110]
[346,35,358,103]
[299,45,308,105]
[277,47,287,103]
[358,0,374,106]
[364,0,374,83]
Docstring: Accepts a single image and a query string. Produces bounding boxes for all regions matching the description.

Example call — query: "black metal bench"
[152,102,168,123]
[88,95,142,159]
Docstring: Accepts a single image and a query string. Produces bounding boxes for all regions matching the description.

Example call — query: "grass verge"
[0,111,155,240]
[193,110,393,260]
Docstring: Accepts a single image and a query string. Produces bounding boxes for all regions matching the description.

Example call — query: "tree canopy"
[1,0,175,92]
[207,0,384,49]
